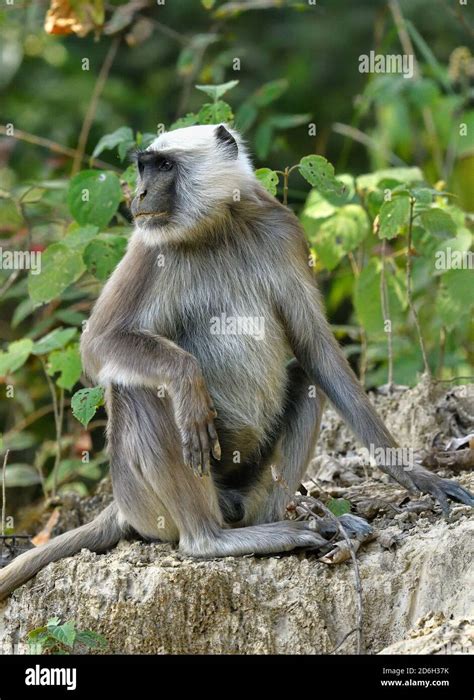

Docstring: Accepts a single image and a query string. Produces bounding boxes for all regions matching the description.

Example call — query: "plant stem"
[406,197,430,375]
[380,240,394,389]
[72,37,121,175]
[1,449,9,536]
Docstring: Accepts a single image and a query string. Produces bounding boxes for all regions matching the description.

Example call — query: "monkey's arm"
[81,328,220,475]
[275,255,473,512]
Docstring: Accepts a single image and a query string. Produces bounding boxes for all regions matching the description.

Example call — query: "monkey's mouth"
[134,211,168,219]
[134,211,170,227]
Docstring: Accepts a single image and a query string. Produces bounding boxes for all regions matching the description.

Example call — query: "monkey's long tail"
[0,502,123,601]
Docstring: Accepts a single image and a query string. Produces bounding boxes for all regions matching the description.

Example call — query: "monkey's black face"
[131,150,177,228]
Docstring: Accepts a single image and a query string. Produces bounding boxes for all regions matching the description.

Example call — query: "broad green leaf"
[4,463,41,487]
[0,338,33,375]
[83,235,128,281]
[71,386,105,427]
[47,344,82,390]
[0,198,23,227]
[68,170,122,228]
[197,101,233,125]
[201,0,216,9]
[28,243,85,304]
[309,205,369,270]
[299,156,346,197]
[327,498,351,517]
[255,168,279,196]
[33,327,77,355]
[252,79,288,107]
[195,80,239,102]
[170,112,199,130]
[49,621,76,649]
[356,167,423,191]
[420,209,457,237]
[378,196,410,239]
[270,113,311,130]
[254,120,273,160]
[2,431,36,451]
[12,298,35,328]
[234,102,258,133]
[63,224,99,251]
[354,258,406,336]
[302,174,356,222]
[92,127,134,161]
[438,269,474,329]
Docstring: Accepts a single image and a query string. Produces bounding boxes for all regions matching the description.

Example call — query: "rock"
[0,492,472,655]
[1,381,473,655]
[379,614,473,655]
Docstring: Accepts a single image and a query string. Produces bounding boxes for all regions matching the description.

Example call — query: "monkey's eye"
[158,159,173,172]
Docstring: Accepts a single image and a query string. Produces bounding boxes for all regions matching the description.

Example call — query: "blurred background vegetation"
[0,0,473,514]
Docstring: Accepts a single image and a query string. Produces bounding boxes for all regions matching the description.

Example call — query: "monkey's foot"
[405,466,474,516]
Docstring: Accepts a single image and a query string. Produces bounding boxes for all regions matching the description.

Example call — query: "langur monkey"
[1,124,472,600]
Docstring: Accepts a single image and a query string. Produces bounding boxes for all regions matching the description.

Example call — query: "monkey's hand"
[404,465,473,516]
[172,367,221,476]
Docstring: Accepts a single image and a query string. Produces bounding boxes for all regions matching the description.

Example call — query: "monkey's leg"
[0,503,124,601]
[248,359,325,525]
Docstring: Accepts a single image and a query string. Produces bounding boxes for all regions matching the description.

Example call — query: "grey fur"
[0,124,471,600]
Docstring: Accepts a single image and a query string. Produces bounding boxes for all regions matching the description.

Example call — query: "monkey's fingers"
[207,421,221,461]
[410,467,474,515]
[198,424,212,476]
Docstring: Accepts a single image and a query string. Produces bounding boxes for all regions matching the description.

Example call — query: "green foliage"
[68,170,122,228]
[327,498,351,517]
[71,387,105,428]
[27,618,108,655]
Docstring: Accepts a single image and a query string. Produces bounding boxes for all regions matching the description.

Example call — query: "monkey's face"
[131,124,254,245]
[131,150,176,229]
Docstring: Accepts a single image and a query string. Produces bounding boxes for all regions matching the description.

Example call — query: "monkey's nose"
[138,189,147,201]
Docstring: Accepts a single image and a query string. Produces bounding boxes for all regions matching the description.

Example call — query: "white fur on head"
[134,124,256,246]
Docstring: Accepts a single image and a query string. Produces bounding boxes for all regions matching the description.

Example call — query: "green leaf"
[63,224,99,251]
[83,235,128,281]
[255,168,279,196]
[28,243,85,304]
[4,463,41,487]
[195,80,239,102]
[49,621,76,649]
[254,120,273,160]
[32,327,77,355]
[12,298,36,328]
[68,170,122,228]
[47,344,82,390]
[170,112,199,130]
[0,338,34,375]
[378,196,410,239]
[201,0,216,8]
[327,498,351,517]
[252,79,288,107]
[356,167,423,191]
[0,198,23,227]
[234,102,258,133]
[71,386,105,427]
[309,205,369,271]
[298,156,346,197]
[270,113,311,130]
[420,209,457,237]
[354,258,406,336]
[92,127,134,161]
[197,101,234,124]
[438,269,474,329]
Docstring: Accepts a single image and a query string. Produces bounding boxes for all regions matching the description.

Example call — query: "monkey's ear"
[215,125,238,158]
